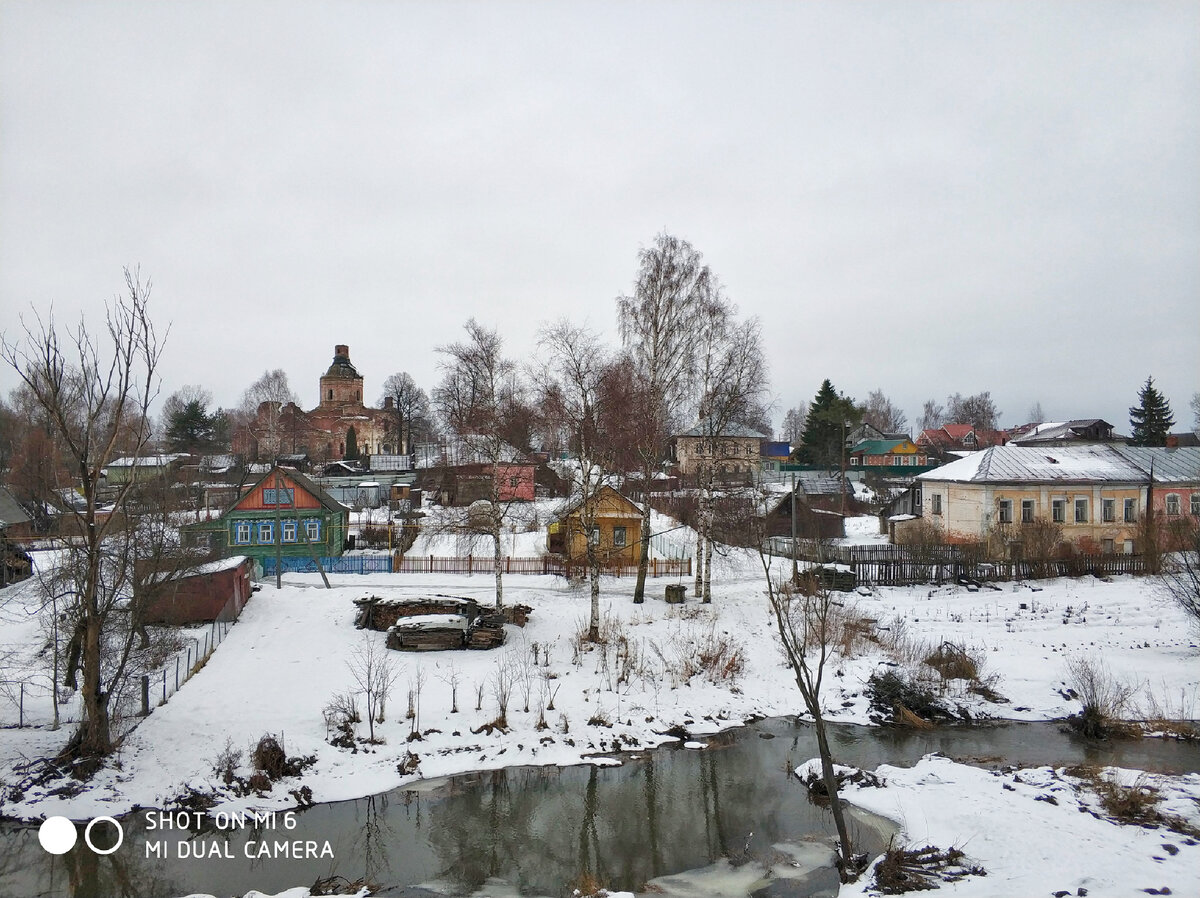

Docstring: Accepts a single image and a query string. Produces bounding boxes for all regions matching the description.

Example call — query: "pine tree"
[1128,376,1174,446]
[165,398,216,453]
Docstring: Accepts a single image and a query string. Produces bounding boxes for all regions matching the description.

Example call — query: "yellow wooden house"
[547,486,643,566]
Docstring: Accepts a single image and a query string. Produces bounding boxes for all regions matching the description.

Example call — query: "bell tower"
[318,344,364,408]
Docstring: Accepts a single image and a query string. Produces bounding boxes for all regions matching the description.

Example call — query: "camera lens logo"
[38,816,124,855]
[37,817,76,855]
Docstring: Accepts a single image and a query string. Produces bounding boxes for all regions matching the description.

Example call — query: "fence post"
[141,675,150,716]
[468,554,472,574]
[19,683,23,728]
[162,669,166,703]
[175,657,180,691]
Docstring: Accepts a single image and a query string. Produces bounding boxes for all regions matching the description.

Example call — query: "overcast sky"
[2,1,1197,437]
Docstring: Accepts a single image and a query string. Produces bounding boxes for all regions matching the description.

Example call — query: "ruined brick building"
[237,345,396,463]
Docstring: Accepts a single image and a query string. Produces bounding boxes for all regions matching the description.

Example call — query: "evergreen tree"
[795,379,860,469]
[1128,376,1174,446]
[165,398,216,453]
[345,425,359,460]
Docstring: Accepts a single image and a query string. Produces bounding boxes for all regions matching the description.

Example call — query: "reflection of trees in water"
[352,794,395,884]
[422,750,809,893]
[0,822,185,898]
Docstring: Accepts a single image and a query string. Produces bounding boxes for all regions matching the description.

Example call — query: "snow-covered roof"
[917,444,1158,485]
[676,421,768,439]
[0,486,31,527]
[107,453,188,469]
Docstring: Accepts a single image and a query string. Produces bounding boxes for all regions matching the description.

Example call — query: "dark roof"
[0,486,32,527]
[324,348,361,380]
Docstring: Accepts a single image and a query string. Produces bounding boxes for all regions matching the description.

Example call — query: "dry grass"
[1067,766,1200,838]
[922,642,978,681]
[1065,656,1139,739]
[567,871,607,897]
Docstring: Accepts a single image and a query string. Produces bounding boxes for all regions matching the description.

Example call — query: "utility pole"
[790,470,798,583]
[274,469,283,589]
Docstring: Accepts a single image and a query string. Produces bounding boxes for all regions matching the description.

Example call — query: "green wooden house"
[182,465,349,561]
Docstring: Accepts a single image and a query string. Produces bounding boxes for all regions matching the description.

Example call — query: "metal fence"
[262,555,393,575]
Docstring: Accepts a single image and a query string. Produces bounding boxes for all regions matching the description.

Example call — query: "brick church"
[238,345,395,463]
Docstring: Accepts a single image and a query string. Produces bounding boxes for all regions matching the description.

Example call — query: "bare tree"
[946,391,1001,430]
[756,540,861,881]
[1161,518,1200,628]
[347,636,399,743]
[616,233,710,603]
[917,398,945,433]
[237,368,300,461]
[378,371,431,455]
[1027,400,1046,424]
[1190,392,1200,436]
[1,269,180,761]
[861,389,907,435]
[433,319,527,608]
[691,297,769,602]
[780,402,808,448]
[535,320,618,642]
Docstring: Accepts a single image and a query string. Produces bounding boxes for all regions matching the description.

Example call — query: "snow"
[835,755,1200,898]
[1,526,1198,897]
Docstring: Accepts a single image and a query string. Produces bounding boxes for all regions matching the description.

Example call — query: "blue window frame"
[263,488,295,506]
[282,521,297,543]
[305,519,321,542]
[234,522,251,545]
[257,522,274,543]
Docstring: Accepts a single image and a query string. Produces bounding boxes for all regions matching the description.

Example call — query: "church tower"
[318,344,364,408]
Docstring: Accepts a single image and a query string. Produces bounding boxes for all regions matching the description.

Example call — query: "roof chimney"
[335,344,349,358]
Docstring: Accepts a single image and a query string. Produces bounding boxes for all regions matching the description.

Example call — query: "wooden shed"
[548,486,643,566]
[141,556,254,625]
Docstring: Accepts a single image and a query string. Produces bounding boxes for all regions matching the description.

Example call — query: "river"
[1,718,1197,898]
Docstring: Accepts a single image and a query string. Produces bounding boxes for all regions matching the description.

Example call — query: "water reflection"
[1,719,1197,898]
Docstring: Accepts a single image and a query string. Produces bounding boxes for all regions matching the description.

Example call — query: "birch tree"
[433,319,526,608]
[616,233,709,603]
[535,321,617,642]
[691,297,768,602]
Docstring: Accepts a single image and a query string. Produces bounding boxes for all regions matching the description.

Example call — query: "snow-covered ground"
[1,516,1198,897]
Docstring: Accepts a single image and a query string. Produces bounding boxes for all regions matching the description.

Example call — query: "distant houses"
[912,444,1200,553]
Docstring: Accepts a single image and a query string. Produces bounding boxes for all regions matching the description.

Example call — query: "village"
[1,3,1199,896]
[1,290,1199,898]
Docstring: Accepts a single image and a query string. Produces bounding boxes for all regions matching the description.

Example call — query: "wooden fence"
[395,555,692,578]
[764,537,1150,586]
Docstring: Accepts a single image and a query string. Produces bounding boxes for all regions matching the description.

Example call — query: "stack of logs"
[353,594,530,652]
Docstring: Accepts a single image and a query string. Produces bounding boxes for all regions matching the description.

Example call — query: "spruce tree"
[1128,376,1174,446]
[165,398,216,453]
[795,379,860,469]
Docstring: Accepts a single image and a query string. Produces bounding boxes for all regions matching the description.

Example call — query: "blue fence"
[262,555,393,575]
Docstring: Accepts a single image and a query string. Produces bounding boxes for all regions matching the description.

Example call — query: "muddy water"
[2,719,1197,898]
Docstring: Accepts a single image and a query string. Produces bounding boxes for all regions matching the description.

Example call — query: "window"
[613,526,627,548]
[850,457,859,466]
[305,520,321,542]
[1052,499,1066,523]
[257,522,274,543]
[1102,499,1115,523]
[509,476,520,488]
[1021,499,1035,523]
[1102,538,1114,554]
[1074,498,1088,524]
[263,487,294,506]
[998,499,1013,523]
[1123,539,1134,555]
[1124,498,1137,523]
[1165,494,1181,516]
[931,493,942,515]
[1192,493,1200,516]
[234,522,251,545]
[282,521,297,543]
[588,527,600,546]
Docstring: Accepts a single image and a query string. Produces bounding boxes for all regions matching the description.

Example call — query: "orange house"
[548,486,643,566]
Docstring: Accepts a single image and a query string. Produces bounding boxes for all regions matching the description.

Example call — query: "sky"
[2,1,1198,437]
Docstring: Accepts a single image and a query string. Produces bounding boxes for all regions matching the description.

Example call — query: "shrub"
[1064,656,1138,739]
[871,840,985,894]
[210,738,242,786]
[866,669,956,726]
[922,642,978,682]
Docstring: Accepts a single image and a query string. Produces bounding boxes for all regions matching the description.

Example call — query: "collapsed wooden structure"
[353,594,530,651]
